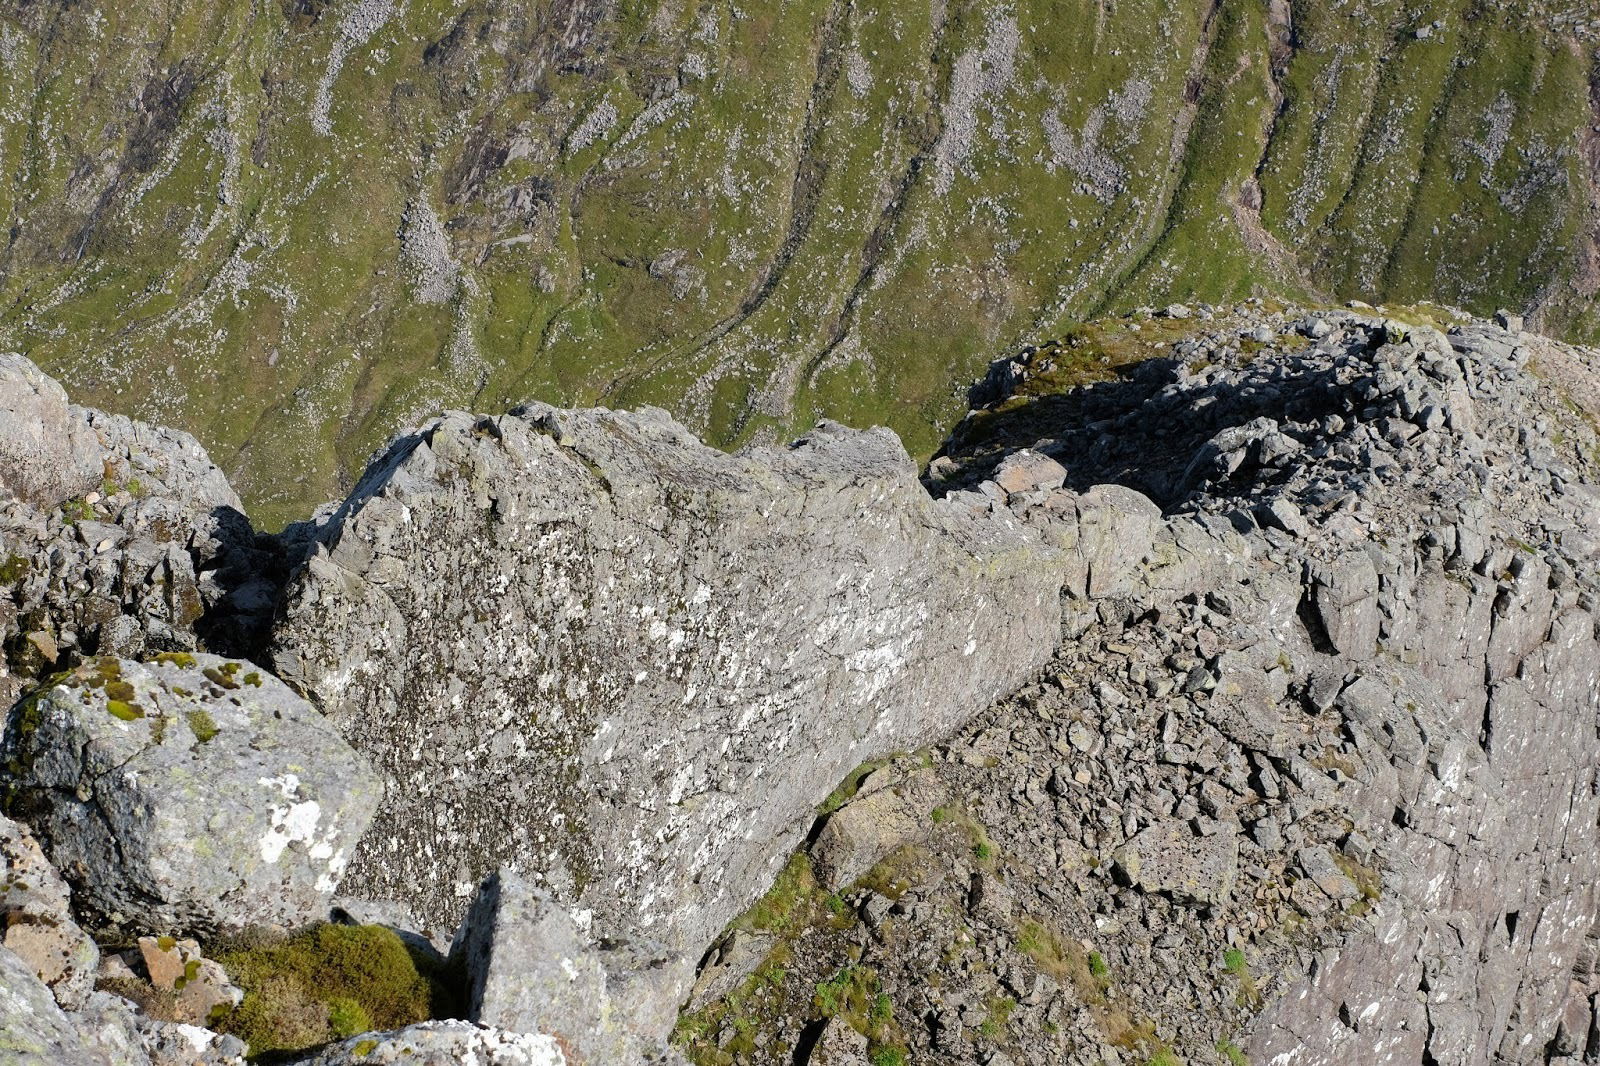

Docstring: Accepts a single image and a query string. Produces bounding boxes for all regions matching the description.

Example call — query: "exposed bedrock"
[267,404,1064,1037]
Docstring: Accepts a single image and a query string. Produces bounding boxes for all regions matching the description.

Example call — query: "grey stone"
[270,407,1060,1021]
[991,449,1067,497]
[289,1021,571,1065]
[453,869,665,1063]
[0,353,103,509]
[1113,820,1239,906]
[806,1016,870,1064]
[3,654,381,933]
[0,944,150,1065]
[811,770,940,892]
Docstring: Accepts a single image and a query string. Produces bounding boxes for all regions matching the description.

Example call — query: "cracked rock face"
[1,654,381,933]
[679,309,1600,1066]
[269,403,1061,1025]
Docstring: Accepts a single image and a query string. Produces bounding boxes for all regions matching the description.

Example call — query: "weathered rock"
[0,355,271,704]
[269,407,1060,1022]
[685,929,775,1012]
[810,769,942,892]
[453,869,668,1063]
[991,449,1067,497]
[2,654,381,933]
[805,1016,870,1064]
[0,353,103,509]
[1112,820,1239,907]
[136,936,242,1026]
[289,1021,571,1066]
[0,812,97,1008]
[1309,551,1380,659]
[0,943,151,1065]
[136,1022,248,1066]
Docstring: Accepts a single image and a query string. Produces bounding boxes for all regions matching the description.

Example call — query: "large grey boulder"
[1,654,382,933]
[269,405,1060,1031]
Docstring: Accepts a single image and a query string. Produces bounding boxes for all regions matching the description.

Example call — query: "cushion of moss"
[213,924,456,1058]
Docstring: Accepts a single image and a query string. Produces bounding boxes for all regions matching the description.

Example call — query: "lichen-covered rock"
[453,869,654,1062]
[289,1021,571,1066]
[270,406,1061,1018]
[1,654,382,933]
[136,936,243,1027]
[0,812,97,1008]
[1112,819,1240,907]
[0,944,151,1065]
[810,768,943,892]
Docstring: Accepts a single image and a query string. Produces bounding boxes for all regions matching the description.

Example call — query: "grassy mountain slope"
[0,0,1595,525]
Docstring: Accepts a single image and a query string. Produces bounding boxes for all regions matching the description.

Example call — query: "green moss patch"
[212,924,461,1058]
[185,710,220,744]
[106,699,145,721]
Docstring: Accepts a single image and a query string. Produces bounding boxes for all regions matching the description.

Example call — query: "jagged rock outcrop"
[7,307,1600,1065]
[679,307,1600,1066]
[2,654,381,934]
[0,356,278,708]
[268,403,1062,1037]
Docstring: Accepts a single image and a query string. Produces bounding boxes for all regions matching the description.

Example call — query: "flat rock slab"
[2,654,381,933]
[270,408,1060,1005]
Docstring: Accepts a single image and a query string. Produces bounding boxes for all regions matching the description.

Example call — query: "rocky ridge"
[679,305,1600,1065]
[0,303,1598,1065]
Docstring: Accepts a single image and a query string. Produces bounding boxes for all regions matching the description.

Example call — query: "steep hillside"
[0,0,1596,524]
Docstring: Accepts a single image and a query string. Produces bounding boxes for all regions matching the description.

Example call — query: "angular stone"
[453,869,661,1063]
[0,944,150,1065]
[992,449,1067,497]
[1296,846,1359,901]
[1310,551,1380,659]
[137,936,242,1026]
[0,814,97,1008]
[1113,820,1239,906]
[3,654,382,932]
[810,770,940,892]
[806,1016,870,1064]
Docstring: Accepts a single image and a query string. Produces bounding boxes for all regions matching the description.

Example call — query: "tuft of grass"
[1218,1040,1250,1066]
[1222,948,1262,1009]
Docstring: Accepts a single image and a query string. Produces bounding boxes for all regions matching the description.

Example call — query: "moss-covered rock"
[212,923,458,1059]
